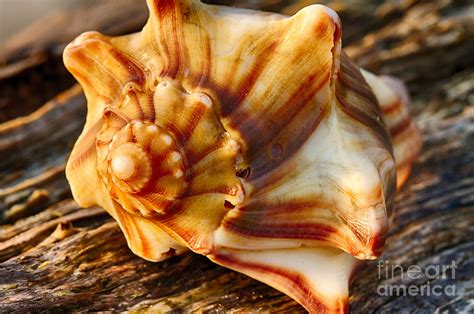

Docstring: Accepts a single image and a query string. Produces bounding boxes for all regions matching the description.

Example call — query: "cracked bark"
[0,0,473,312]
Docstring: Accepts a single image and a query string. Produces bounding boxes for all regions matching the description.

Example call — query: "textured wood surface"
[1,0,473,312]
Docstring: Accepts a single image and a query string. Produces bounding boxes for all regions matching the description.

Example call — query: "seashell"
[63,0,421,312]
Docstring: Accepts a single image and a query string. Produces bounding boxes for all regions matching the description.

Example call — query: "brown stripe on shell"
[145,92,156,121]
[115,206,134,241]
[367,231,386,257]
[183,132,230,168]
[335,89,391,151]
[382,98,402,115]
[169,104,206,144]
[336,53,393,153]
[102,44,146,87]
[220,198,379,256]
[389,116,412,138]
[134,194,174,213]
[186,75,238,116]
[245,106,330,192]
[212,253,347,313]
[115,205,153,254]
[222,218,337,242]
[133,220,150,254]
[178,4,214,90]
[244,73,331,179]
[219,41,280,117]
[151,0,188,79]
[146,158,176,190]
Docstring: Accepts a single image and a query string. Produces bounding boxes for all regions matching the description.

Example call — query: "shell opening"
[236,167,251,178]
[224,200,236,209]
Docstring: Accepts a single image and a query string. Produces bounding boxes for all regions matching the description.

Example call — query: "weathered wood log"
[1,0,473,312]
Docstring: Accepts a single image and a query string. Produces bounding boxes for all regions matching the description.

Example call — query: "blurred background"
[0,0,97,42]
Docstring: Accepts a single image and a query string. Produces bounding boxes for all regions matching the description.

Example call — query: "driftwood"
[0,0,473,312]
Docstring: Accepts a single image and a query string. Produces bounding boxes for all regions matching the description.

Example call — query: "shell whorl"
[89,77,244,220]
[96,117,186,216]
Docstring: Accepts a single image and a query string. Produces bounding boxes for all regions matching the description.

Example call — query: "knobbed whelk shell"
[63,0,421,312]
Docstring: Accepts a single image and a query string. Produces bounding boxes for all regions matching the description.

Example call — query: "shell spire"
[64,0,421,312]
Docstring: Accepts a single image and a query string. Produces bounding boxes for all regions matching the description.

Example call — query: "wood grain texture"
[0,0,473,312]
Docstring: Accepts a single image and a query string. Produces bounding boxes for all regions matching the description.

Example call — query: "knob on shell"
[111,154,136,180]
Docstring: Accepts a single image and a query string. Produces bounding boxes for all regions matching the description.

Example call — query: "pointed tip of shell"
[63,31,103,67]
[210,247,357,313]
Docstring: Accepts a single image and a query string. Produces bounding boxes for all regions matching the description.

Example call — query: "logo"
[376,260,457,297]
